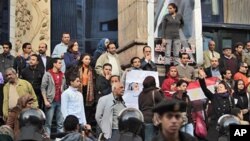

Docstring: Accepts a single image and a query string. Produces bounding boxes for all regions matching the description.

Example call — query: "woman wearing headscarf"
[161,66,179,99]
[92,38,110,67]
[6,94,34,140]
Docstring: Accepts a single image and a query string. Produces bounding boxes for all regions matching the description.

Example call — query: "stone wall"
[117,0,148,65]
[10,0,51,56]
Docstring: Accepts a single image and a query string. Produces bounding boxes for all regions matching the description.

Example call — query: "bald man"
[204,57,222,79]
[203,40,220,68]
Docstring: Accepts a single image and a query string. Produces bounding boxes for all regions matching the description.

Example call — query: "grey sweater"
[41,71,66,103]
[162,13,184,39]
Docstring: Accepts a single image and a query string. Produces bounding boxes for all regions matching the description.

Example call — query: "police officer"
[118,107,144,141]
[17,108,49,141]
[152,99,197,141]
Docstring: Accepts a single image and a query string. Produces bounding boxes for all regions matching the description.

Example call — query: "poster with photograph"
[153,0,202,65]
[122,70,159,109]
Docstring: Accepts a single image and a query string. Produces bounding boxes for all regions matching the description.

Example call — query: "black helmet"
[19,108,46,130]
[217,114,240,135]
[118,108,144,135]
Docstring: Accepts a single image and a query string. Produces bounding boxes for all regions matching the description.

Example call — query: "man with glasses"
[234,62,250,87]
[152,99,197,141]
[140,46,157,71]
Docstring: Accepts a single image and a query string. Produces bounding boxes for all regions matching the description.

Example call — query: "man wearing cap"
[152,99,197,141]
[219,45,238,76]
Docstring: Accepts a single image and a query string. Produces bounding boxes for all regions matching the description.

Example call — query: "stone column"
[117,0,148,65]
[118,0,166,80]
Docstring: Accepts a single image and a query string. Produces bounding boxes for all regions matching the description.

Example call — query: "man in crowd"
[95,42,122,77]
[95,82,126,140]
[243,41,250,76]
[140,46,157,71]
[2,68,38,119]
[233,42,244,64]
[41,58,66,135]
[95,63,112,102]
[204,57,221,79]
[37,42,52,72]
[21,54,44,109]
[0,41,15,77]
[203,40,220,68]
[0,41,15,116]
[234,62,249,87]
[13,42,33,76]
[52,32,70,73]
[152,99,197,141]
[176,53,196,82]
[219,46,238,76]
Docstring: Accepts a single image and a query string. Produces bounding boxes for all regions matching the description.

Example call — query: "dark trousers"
[82,86,96,126]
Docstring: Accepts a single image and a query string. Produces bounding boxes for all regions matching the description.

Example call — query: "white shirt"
[61,86,86,125]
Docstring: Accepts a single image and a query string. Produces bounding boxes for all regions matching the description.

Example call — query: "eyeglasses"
[242,66,248,68]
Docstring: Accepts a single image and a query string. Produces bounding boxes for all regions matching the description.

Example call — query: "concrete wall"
[118,0,148,65]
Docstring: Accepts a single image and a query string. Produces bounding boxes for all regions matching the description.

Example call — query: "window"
[100,19,118,31]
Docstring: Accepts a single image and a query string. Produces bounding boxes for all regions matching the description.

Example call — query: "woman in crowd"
[198,69,234,141]
[161,66,178,99]
[6,94,34,140]
[233,79,250,121]
[138,76,164,141]
[162,3,184,65]
[74,53,95,126]
[64,40,81,71]
[92,38,110,67]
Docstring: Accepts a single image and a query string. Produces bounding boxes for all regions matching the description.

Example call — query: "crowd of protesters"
[1,32,250,141]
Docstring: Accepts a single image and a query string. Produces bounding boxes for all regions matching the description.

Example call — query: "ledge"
[117,39,147,53]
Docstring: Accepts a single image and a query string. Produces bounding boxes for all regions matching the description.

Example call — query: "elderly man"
[2,68,38,119]
[95,82,126,141]
[203,40,220,68]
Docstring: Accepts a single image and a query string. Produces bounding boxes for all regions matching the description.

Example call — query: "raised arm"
[198,69,214,100]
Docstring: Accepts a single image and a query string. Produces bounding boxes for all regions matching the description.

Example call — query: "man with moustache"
[21,54,44,109]
[152,99,197,141]
[37,43,52,72]
[95,82,126,141]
